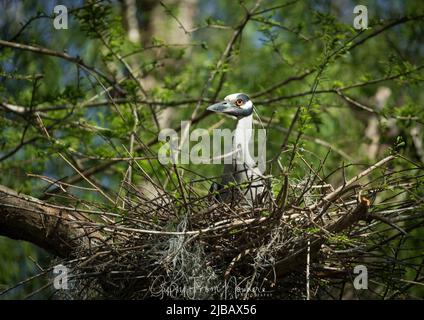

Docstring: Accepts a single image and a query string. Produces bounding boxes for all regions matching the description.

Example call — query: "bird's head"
[206,93,253,118]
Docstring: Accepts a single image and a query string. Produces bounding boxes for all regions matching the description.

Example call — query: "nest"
[53,155,423,299]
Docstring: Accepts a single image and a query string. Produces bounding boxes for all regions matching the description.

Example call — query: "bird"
[206,93,266,204]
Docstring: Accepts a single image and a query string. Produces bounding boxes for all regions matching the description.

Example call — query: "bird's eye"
[235,99,244,107]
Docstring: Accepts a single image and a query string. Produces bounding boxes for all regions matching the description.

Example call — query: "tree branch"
[0,185,100,257]
[274,197,371,278]
[0,39,124,95]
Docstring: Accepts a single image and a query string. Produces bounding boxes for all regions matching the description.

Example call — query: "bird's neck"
[233,114,255,166]
[236,114,253,130]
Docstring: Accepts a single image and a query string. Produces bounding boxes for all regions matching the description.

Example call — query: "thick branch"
[0,185,99,257]
[274,198,371,278]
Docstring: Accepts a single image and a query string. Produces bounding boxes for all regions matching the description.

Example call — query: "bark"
[0,185,100,257]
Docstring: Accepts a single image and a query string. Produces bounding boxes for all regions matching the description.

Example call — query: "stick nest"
[54,156,424,299]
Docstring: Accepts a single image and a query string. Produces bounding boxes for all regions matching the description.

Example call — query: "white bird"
[207,93,265,204]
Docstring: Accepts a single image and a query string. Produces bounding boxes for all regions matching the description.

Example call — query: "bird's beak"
[207,101,240,116]
[207,101,230,112]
